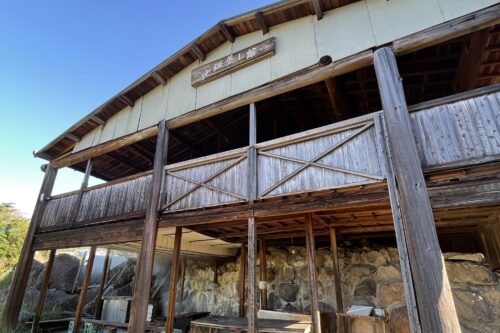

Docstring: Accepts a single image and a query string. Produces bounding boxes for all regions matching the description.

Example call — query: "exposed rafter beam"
[119,94,134,107]
[324,78,347,122]
[218,22,235,43]
[89,114,105,126]
[255,12,268,34]
[191,44,206,61]
[151,71,167,86]
[64,133,80,142]
[205,119,237,148]
[312,0,323,20]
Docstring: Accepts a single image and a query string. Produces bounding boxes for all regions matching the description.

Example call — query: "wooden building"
[3,0,500,332]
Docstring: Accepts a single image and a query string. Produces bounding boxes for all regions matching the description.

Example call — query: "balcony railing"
[39,85,500,231]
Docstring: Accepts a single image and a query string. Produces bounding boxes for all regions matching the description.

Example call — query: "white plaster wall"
[73,0,496,152]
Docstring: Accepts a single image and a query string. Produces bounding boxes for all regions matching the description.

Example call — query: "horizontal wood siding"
[257,121,385,197]
[163,155,248,211]
[40,194,79,228]
[411,91,500,167]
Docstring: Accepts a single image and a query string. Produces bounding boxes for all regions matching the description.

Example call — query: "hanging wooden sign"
[191,37,275,87]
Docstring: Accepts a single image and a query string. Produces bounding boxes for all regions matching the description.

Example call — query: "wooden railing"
[39,84,500,230]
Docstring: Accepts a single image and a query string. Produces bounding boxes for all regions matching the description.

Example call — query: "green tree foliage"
[0,203,29,276]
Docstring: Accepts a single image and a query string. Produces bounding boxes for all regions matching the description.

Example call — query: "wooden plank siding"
[38,86,500,230]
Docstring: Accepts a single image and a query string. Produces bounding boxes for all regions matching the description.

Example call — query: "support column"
[247,215,257,333]
[239,246,247,317]
[94,248,111,320]
[128,121,169,332]
[31,249,56,333]
[259,239,268,310]
[305,213,321,333]
[329,229,343,313]
[373,47,460,332]
[73,246,97,333]
[165,227,183,333]
[71,159,92,225]
[1,165,58,329]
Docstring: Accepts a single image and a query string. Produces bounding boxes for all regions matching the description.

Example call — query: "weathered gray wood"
[328,229,343,313]
[31,249,56,333]
[374,114,421,333]
[248,103,258,203]
[374,47,460,333]
[247,215,257,333]
[128,121,169,333]
[305,214,321,333]
[191,38,275,87]
[165,227,183,333]
[73,246,96,333]
[1,166,58,329]
[95,248,111,320]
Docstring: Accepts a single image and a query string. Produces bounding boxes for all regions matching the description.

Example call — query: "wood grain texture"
[165,227,182,333]
[31,249,56,333]
[73,246,96,333]
[374,47,460,333]
[305,214,321,333]
[247,215,257,333]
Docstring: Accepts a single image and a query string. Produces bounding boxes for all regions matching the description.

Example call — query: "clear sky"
[0,0,275,217]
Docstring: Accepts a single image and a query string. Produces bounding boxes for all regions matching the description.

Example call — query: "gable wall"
[73,0,497,153]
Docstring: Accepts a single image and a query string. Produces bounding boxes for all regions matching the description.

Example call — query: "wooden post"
[31,249,56,333]
[247,215,257,333]
[305,213,321,333]
[95,248,111,320]
[128,121,169,332]
[373,47,460,333]
[239,246,247,317]
[1,166,58,329]
[329,229,343,313]
[165,227,183,333]
[71,159,92,224]
[375,114,421,333]
[73,246,97,333]
[248,103,258,202]
[259,239,268,310]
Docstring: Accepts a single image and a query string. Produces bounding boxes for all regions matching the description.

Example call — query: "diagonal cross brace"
[162,155,247,210]
[259,122,374,197]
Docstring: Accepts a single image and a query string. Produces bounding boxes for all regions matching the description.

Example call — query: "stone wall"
[179,244,499,333]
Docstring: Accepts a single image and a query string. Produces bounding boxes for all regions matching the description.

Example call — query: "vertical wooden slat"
[248,103,258,202]
[375,114,421,333]
[31,249,56,333]
[128,121,169,332]
[165,227,183,333]
[329,229,343,313]
[305,213,321,333]
[247,215,257,333]
[239,246,247,317]
[71,159,92,225]
[94,248,111,320]
[259,239,268,310]
[73,246,97,333]
[1,166,58,329]
[374,47,460,333]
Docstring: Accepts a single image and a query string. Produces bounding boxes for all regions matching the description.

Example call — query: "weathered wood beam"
[248,103,257,203]
[329,229,343,313]
[324,78,347,122]
[192,44,206,61]
[165,227,182,333]
[128,121,169,332]
[454,28,491,92]
[305,213,321,333]
[90,114,106,125]
[247,214,257,333]
[259,239,268,310]
[64,133,80,142]
[219,22,235,43]
[255,12,269,34]
[51,126,158,168]
[312,0,323,20]
[151,71,167,86]
[119,94,134,107]
[31,249,56,333]
[239,246,247,317]
[374,47,460,332]
[94,248,111,320]
[393,3,500,55]
[71,159,92,225]
[1,166,58,329]
[73,246,96,333]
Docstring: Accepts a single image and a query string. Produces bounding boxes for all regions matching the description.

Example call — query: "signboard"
[191,37,276,87]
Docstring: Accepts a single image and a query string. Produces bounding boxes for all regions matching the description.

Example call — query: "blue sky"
[0,0,275,216]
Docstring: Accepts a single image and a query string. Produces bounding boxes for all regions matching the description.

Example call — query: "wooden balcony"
[38,84,500,232]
